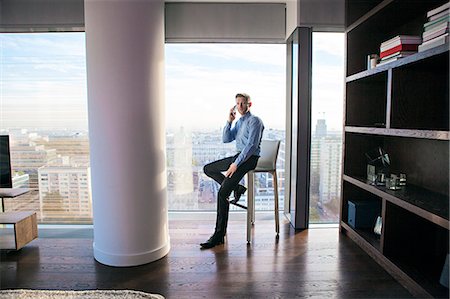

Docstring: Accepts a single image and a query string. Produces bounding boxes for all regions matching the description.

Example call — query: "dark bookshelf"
[342,0,450,297]
[346,0,446,76]
[343,175,449,228]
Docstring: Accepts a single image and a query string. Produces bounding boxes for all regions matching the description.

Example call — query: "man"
[201,93,264,249]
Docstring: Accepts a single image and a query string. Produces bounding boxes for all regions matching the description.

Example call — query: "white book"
[377,56,401,66]
[424,21,450,34]
[423,22,449,37]
[423,27,449,42]
[427,2,450,18]
[418,33,449,52]
[429,9,449,21]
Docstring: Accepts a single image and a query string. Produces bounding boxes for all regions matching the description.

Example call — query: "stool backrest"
[255,140,280,171]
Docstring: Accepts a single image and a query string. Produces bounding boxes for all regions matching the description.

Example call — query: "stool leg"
[247,172,254,243]
[273,171,279,235]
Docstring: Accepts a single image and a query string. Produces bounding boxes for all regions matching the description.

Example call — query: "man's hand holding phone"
[228,105,237,123]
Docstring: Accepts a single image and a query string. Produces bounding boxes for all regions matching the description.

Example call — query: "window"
[0,33,91,223]
[165,44,286,211]
[309,33,345,223]
[1,36,287,222]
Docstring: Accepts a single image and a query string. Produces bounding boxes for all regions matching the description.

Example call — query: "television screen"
[0,135,12,188]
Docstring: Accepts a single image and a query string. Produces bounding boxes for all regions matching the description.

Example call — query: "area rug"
[0,289,165,299]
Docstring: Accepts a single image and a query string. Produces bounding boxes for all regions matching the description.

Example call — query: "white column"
[84,0,169,267]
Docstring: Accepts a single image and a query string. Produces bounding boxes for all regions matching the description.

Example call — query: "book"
[380,44,418,58]
[427,2,450,18]
[423,21,449,36]
[380,51,416,61]
[429,9,449,21]
[423,27,449,42]
[380,35,422,51]
[377,56,402,66]
[418,33,449,52]
[424,15,450,31]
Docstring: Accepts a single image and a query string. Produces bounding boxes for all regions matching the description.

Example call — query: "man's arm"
[223,106,237,143]
[222,121,237,143]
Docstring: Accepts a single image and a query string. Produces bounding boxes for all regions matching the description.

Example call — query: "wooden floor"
[1,213,413,298]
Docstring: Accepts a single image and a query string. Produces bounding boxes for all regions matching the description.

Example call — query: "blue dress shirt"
[222,112,264,167]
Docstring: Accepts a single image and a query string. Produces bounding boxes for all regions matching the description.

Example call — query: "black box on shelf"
[348,199,380,229]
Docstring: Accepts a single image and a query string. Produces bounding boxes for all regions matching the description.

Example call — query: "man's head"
[235,93,252,115]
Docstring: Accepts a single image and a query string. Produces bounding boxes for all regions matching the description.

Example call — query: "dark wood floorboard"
[0,215,414,299]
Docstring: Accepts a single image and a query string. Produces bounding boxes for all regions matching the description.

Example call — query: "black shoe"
[230,185,247,204]
[200,234,225,249]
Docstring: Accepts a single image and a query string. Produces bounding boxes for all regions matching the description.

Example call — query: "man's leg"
[214,155,259,239]
[204,154,247,198]
[203,156,235,185]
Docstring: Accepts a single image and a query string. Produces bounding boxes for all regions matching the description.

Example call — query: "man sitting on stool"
[201,93,264,249]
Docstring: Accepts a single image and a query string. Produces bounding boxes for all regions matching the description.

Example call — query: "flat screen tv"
[0,135,12,188]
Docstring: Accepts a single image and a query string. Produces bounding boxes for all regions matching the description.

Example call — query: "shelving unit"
[341,0,449,298]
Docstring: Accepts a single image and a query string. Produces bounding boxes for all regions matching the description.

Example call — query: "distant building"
[315,118,327,139]
[311,118,342,205]
[38,165,92,223]
[319,135,342,204]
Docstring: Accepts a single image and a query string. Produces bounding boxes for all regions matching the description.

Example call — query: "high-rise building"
[319,135,342,204]
[38,165,92,223]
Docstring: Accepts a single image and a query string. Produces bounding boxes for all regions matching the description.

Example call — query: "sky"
[0,32,344,132]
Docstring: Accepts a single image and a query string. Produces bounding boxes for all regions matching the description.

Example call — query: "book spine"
[424,16,450,30]
[423,22,449,37]
[381,51,416,60]
[424,21,450,34]
[429,9,449,21]
[380,35,421,48]
[427,2,450,18]
[380,37,422,51]
[423,28,449,42]
[418,34,449,52]
[380,44,419,58]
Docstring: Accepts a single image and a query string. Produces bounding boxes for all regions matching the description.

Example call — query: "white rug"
[0,289,165,299]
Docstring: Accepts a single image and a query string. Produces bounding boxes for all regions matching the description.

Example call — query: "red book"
[380,44,419,58]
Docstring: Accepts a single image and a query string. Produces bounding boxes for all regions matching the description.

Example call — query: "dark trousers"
[203,154,259,238]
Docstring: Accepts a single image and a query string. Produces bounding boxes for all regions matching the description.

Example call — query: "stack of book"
[419,2,450,52]
[378,35,422,65]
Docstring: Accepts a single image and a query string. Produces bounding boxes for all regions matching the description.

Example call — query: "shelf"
[345,72,387,127]
[344,222,381,251]
[391,257,449,299]
[383,203,449,298]
[345,126,450,140]
[340,220,433,298]
[343,174,449,229]
[347,44,449,82]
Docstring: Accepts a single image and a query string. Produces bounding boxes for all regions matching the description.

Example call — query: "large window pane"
[0,33,91,223]
[165,44,286,211]
[309,33,345,224]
